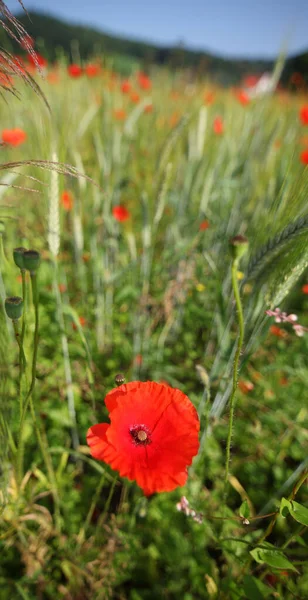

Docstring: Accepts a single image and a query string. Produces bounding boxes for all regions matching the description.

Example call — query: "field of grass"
[0,58,308,599]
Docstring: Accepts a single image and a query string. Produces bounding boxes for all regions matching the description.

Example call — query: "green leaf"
[288,500,308,527]
[250,548,298,573]
[280,497,308,526]
[239,499,250,519]
[243,575,273,599]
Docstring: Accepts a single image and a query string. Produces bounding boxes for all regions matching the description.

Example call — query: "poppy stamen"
[130,425,151,446]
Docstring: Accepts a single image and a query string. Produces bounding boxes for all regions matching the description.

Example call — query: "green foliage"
[0,43,307,599]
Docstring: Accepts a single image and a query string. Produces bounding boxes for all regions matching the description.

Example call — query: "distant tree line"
[1,11,307,85]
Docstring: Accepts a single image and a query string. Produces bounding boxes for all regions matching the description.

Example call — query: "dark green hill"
[1,11,307,84]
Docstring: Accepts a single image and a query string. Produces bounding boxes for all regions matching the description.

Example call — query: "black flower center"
[130,424,151,446]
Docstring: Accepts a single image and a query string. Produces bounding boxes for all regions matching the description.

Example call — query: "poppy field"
[0,49,308,600]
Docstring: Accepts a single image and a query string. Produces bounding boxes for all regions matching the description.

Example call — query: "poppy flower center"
[130,424,151,446]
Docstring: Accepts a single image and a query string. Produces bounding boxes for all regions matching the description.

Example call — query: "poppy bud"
[115,373,126,386]
[23,249,41,272]
[5,296,24,320]
[229,235,249,261]
[13,247,27,270]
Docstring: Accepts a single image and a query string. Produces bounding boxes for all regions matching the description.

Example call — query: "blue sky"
[6,0,308,58]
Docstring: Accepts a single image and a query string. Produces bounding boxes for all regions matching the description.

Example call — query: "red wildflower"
[213,116,224,135]
[138,72,152,90]
[85,63,100,77]
[68,64,83,78]
[87,381,200,496]
[0,72,13,88]
[113,109,126,121]
[235,89,250,106]
[243,75,259,88]
[302,284,308,294]
[73,316,86,330]
[27,52,48,69]
[60,190,73,211]
[58,283,67,293]
[204,91,215,105]
[270,325,287,338]
[199,220,210,231]
[130,91,140,103]
[144,104,153,114]
[300,106,308,126]
[112,205,130,222]
[2,128,26,147]
[20,34,34,50]
[121,80,131,94]
[300,150,308,165]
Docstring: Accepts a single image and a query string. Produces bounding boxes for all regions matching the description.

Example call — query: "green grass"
[0,64,307,599]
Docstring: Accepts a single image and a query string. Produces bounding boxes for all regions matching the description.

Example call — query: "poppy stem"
[223,257,245,499]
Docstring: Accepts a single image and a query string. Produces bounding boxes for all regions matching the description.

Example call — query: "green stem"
[20,269,27,371]
[224,259,245,497]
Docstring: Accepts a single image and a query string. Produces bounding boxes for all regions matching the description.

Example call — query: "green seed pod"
[5,296,24,320]
[23,249,41,272]
[229,235,249,261]
[13,247,27,270]
[115,373,126,387]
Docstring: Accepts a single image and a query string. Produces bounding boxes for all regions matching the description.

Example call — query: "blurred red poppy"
[130,91,140,103]
[204,91,215,105]
[121,80,131,94]
[61,190,74,211]
[112,205,130,222]
[238,380,254,394]
[299,106,308,126]
[20,34,34,50]
[300,149,308,165]
[113,109,127,121]
[2,128,26,146]
[213,116,224,135]
[68,64,83,78]
[243,75,259,88]
[144,104,153,113]
[138,72,152,90]
[85,63,101,77]
[73,316,86,330]
[27,52,48,69]
[199,220,210,231]
[270,325,287,338]
[302,284,308,294]
[87,381,200,495]
[235,90,250,106]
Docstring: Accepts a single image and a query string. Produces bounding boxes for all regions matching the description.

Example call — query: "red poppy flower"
[300,106,308,126]
[0,72,13,88]
[112,205,130,222]
[72,315,86,330]
[213,116,224,135]
[85,63,100,77]
[302,284,308,294]
[300,149,308,165]
[270,325,286,338]
[144,104,153,114]
[199,220,210,231]
[113,109,127,121]
[235,89,250,106]
[20,34,34,50]
[2,128,26,147]
[60,190,73,211]
[121,80,131,94]
[204,91,215,105]
[242,74,259,88]
[138,72,152,90]
[68,64,83,78]
[87,381,200,496]
[27,52,48,69]
[130,91,140,103]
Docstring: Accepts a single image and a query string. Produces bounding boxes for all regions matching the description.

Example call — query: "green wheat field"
[0,46,308,599]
